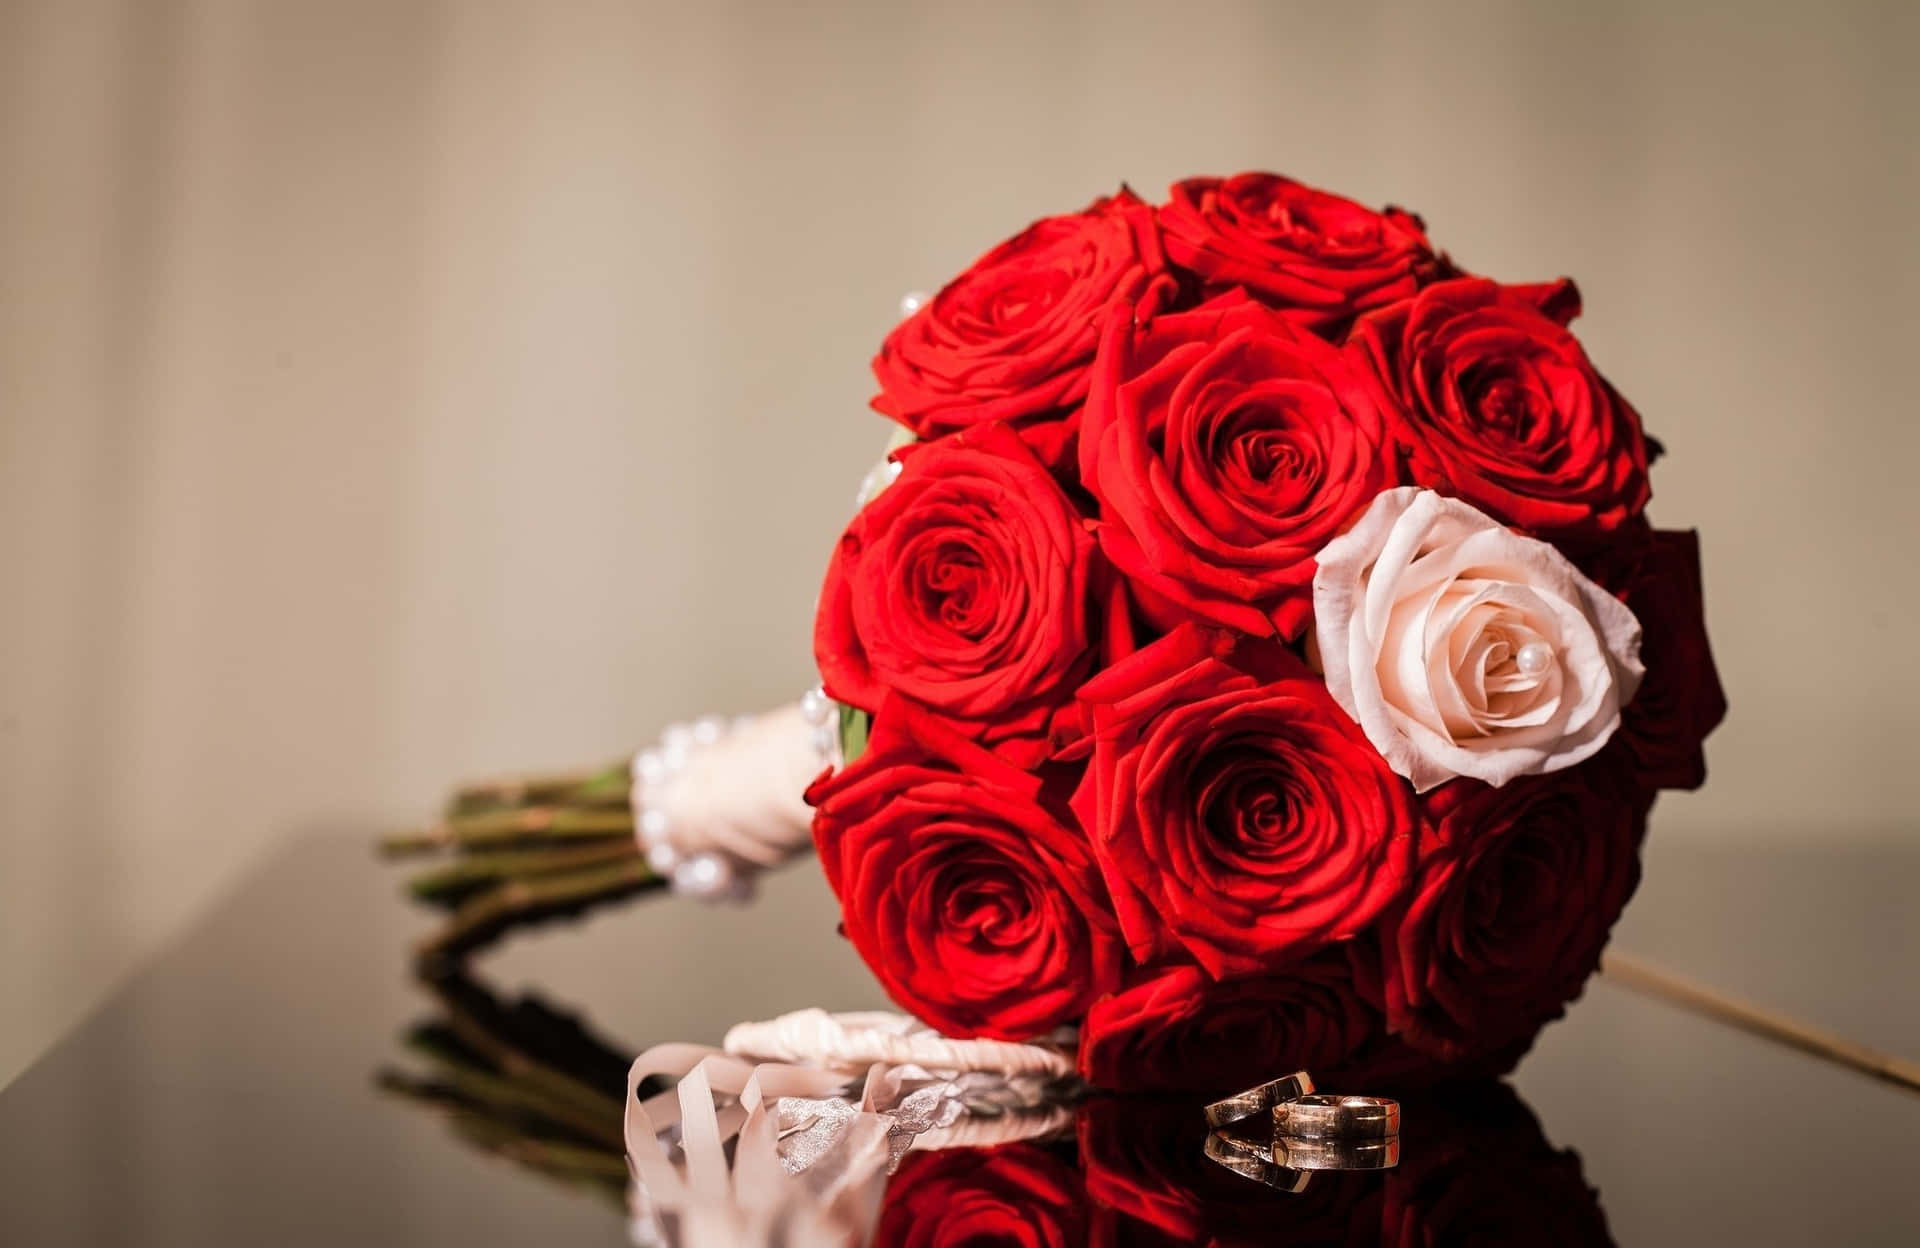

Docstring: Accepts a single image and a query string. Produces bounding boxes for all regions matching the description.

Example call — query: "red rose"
[1078,956,1376,1094]
[1352,276,1651,539]
[814,422,1098,766]
[1374,754,1648,1060]
[1079,291,1399,639]
[808,696,1120,1040]
[1159,172,1443,336]
[872,189,1168,467]
[875,1143,1087,1248]
[1071,625,1416,976]
[1584,527,1727,791]
[1331,1030,1535,1093]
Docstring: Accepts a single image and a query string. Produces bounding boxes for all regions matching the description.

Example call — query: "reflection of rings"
[1203,1131,1312,1193]
[1271,1094,1401,1139]
[1204,1071,1316,1128]
[1275,1134,1401,1171]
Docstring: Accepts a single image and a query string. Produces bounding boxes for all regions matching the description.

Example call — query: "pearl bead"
[1516,641,1554,677]
[856,458,903,504]
[638,807,670,843]
[800,687,829,724]
[662,723,695,754]
[645,841,680,875]
[634,750,667,788]
[691,715,726,747]
[899,290,929,318]
[673,853,733,899]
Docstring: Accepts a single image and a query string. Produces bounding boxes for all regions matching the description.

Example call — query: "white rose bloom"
[1311,488,1643,792]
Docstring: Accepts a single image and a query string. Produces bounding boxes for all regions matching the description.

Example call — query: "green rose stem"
[414,857,658,964]
[381,806,637,856]
[402,839,644,904]
[381,759,657,960]
[446,762,632,816]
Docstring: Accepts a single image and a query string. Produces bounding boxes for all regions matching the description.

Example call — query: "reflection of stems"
[416,857,658,965]
[449,1116,629,1183]
[395,1038,624,1149]
[375,966,638,1214]
[421,975,624,1127]
[1602,950,1920,1096]
[376,1072,629,1211]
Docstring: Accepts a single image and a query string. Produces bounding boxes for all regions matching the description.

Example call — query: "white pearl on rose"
[1516,641,1555,677]
[899,290,929,318]
[639,807,670,843]
[635,749,667,788]
[691,715,726,747]
[645,841,680,876]
[800,687,830,724]
[674,853,733,899]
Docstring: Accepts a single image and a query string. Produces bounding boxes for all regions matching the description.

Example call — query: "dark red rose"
[1583,528,1727,791]
[1373,753,1649,1060]
[876,1143,1088,1248]
[1079,1097,1385,1247]
[1381,1083,1615,1247]
[1071,625,1416,977]
[1352,276,1651,539]
[1079,291,1400,639]
[808,696,1120,1040]
[872,189,1168,467]
[1079,956,1376,1094]
[814,422,1099,766]
[1158,172,1444,336]
[1329,1029,1535,1093]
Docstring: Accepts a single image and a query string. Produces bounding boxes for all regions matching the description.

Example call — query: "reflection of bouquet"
[809,173,1724,1090]
[876,1084,1611,1247]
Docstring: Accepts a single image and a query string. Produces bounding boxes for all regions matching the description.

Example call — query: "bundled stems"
[381,759,658,962]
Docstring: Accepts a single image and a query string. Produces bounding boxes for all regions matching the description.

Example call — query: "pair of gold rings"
[1204,1072,1400,1139]
[1203,1072,1402,1186]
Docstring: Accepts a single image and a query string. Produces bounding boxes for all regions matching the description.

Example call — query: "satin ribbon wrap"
[623,1011,1077,1246]
[634,702,824,870]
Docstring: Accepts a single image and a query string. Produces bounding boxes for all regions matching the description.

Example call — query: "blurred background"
[2,0,1915,1087]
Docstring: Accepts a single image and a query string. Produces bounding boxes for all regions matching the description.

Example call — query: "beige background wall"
[2,0,1915,1086]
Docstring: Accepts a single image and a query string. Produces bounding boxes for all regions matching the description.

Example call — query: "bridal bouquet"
[809,173,1723,1092]
[391,172,1725,1095]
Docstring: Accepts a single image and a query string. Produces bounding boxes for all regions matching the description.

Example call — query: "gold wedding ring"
[1270,1094,1401,1139]
[1203,1071,1315,1128]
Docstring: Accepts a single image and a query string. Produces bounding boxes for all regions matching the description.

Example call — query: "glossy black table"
[2,832,1916,1245]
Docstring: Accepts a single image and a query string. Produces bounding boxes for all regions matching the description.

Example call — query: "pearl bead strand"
[630,688,840,901]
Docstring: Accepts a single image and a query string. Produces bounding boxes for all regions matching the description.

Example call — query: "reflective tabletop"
[1,832,1916,1245]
